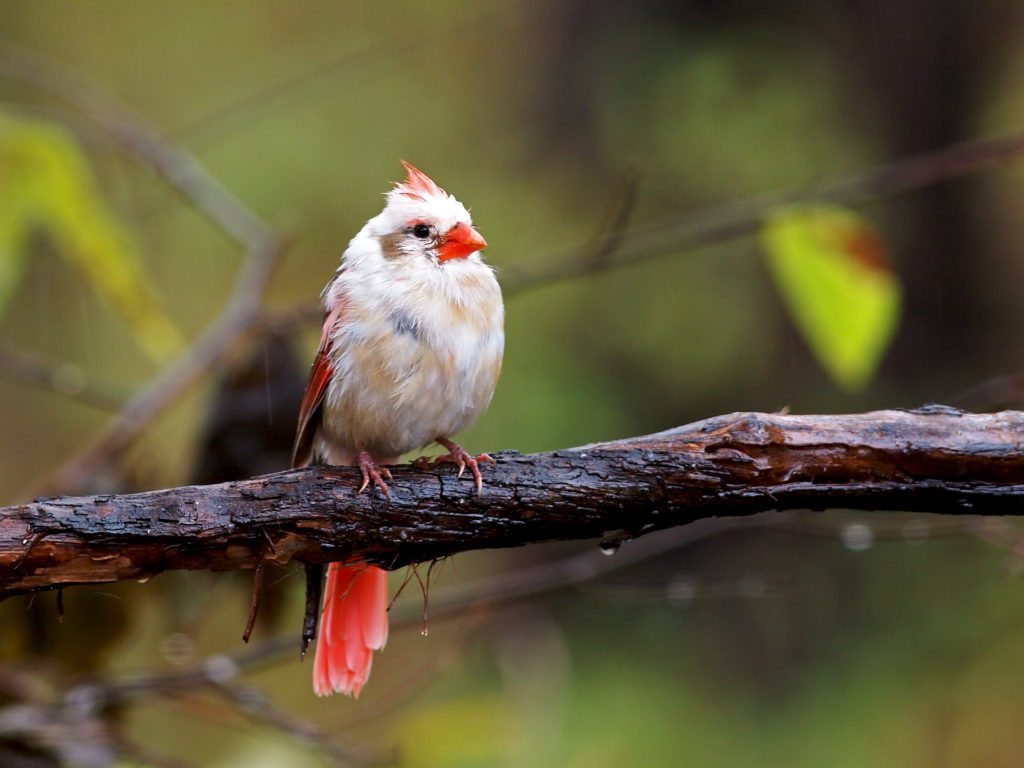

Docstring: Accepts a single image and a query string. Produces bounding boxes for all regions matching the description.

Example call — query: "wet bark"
[2,407,1022,599]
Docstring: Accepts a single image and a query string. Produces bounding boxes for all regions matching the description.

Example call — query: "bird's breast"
[320,271,503,456]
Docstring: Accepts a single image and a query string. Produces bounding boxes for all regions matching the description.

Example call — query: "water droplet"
[203,655,238,683]
[667,579,696,606]
[737,575,766,600]
[159,632,195,666]
[599,539,620,556]
[901,518,930,545]
[842,523,873,552]
[52,364,87,396]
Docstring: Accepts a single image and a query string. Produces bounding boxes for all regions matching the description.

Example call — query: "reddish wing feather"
[291,296,346,468]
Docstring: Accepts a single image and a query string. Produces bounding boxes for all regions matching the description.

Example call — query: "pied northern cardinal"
[292,162,504,696]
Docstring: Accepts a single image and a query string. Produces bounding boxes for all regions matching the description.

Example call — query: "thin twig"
[301,563,324,658]
[169,5,519,149]
[501,129,1024,295]
[68,656,380,767]
[950,371,1024,411]
[116,739,199,768]
[208,676,385,766]
[242,553,265,644]
[0,342,127,412]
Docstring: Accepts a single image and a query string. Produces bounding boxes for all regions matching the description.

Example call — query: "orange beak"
[437,222,487,262]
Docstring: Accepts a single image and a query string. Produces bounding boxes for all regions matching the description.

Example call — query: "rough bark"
[2,407,1022,599]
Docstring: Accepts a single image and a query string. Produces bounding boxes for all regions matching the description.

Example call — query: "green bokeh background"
[2,2,1024,765]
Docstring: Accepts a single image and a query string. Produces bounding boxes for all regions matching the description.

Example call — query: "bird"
[292,161,504,697]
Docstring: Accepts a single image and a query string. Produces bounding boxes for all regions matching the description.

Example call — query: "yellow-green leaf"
[760,205,901,391]
[0,196,28,317]
[0,112,184,362]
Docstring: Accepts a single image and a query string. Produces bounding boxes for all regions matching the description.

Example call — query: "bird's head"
[369,161,487,267]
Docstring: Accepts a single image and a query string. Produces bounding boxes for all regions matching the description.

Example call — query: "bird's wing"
[292,294,347,468]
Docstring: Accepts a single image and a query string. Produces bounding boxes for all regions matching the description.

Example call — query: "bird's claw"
[434,439,493,495]
[434,453,466,478]
[357,448,392,497]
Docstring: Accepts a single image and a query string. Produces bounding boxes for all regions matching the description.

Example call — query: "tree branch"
[2,407,1022,599]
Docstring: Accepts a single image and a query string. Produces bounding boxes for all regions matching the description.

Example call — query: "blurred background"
[2,1,1024,765]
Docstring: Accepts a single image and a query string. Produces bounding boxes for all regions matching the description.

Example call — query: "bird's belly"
[321,322,501,458]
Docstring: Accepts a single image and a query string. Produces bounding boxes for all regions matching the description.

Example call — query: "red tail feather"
[313,563,389,697]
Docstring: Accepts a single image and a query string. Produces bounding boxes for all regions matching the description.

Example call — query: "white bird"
[292,161,504,696]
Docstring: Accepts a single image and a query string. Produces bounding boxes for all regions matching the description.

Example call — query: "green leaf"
[0,112,184,362]
[761,205,901,391]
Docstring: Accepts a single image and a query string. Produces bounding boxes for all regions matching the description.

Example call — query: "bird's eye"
[412,223,431,238]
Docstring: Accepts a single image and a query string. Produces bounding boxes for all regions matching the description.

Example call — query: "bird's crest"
[394,160,446,201]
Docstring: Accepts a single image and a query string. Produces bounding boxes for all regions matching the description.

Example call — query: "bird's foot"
[357,448,393,497]
[433,438,495,494]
